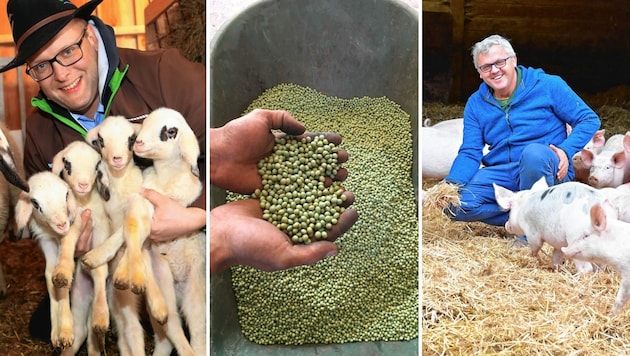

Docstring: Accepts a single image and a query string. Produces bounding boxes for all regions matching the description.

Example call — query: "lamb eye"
[31,199,41,212]
[128,135,137,150]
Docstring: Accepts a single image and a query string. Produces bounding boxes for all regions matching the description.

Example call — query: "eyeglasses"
[477,56,513,73]
[26,26,88,82]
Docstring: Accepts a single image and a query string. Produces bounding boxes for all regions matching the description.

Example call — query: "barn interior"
[423,0,630,106]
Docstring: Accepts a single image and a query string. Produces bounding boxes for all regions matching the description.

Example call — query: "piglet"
[572,129,605,184]
[561,203,630,314]
[421,119,464,179]
[422,118,489,179]
[493,177,618,273]
[582,133,627,188]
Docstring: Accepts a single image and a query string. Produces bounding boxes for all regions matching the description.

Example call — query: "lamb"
[50,140,111,354]
[80,114,195,355]
[79,115,166,355]
[14,172,82,350]
[131,107,206,355]
[0,122,29,297]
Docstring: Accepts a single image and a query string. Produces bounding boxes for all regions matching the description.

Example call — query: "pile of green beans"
[254,135,345,244]
[226,83,418,345]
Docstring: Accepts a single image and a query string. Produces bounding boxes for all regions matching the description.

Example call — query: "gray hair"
[471,34,516,68]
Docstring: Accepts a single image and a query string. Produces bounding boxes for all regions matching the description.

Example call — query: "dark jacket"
[23,16,206,209]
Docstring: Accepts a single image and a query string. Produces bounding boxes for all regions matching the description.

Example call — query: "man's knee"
[520,143,555,167]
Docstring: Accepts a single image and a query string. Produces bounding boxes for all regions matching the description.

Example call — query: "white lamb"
[132,107,206,355]
[15,172,82,350]
[50,140,111,354]
[80,114,195,355]
[0,122,29,297]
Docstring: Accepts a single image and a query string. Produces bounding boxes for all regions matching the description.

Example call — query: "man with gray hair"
[440,34,600,230]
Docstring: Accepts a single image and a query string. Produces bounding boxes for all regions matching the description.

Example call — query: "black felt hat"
[0,0,102,73]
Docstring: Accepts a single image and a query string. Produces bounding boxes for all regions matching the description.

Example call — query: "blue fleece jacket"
[445,66,600,185]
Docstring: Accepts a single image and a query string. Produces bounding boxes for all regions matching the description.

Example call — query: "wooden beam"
[422,1,451,13]
[449,0,466,102]
[0,34,13,46]
[110,25,146,36]
[145,0,177,25]
[0,26,145,46]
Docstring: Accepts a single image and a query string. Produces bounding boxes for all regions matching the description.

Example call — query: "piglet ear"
[531,177,549,191]
[493,183,513,210]
[580,149,595,167]
[624,131,630,152]
[613,151,627,169]
[590,203,607,232]
[593,129,606,148]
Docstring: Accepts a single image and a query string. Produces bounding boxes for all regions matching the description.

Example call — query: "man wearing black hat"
[2,0,206,211]
[1,0,206,353]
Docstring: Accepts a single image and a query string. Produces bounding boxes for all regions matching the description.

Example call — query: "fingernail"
[325,250,338,257]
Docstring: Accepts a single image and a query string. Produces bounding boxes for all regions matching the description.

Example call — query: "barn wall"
[0,0,148,135]
[423,0,630,103]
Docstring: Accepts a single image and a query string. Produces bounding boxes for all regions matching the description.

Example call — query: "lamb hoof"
[92,313,109,335]
[131,282,145,295]
[52,274,69,288]
[53,332,74,349]
[114,278,130,290]
[154,311,168,325]
[93,323,109,337]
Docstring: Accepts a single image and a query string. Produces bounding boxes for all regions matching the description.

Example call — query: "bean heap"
[254,135,346,244]
[226,83,418,346]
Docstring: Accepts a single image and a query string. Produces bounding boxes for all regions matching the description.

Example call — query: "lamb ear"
[51,147,67,176]
[66,189,78,220]
[179,125,201,177]
[14,191,33,233]
[131,123,142,135]
[95,161,111,202]
[85,127,101,152]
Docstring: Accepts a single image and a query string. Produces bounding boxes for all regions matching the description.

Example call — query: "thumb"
[80,209,92,222]
[265,109,306,136]
[140,188,160,205]
[281,242,339,269]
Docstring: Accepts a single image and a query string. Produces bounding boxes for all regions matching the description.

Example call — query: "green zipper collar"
[30,65,129,138]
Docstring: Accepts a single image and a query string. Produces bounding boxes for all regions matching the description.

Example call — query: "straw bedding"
[422,88,630,354]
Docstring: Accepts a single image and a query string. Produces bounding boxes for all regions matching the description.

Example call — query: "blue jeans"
[444,143,573,226]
